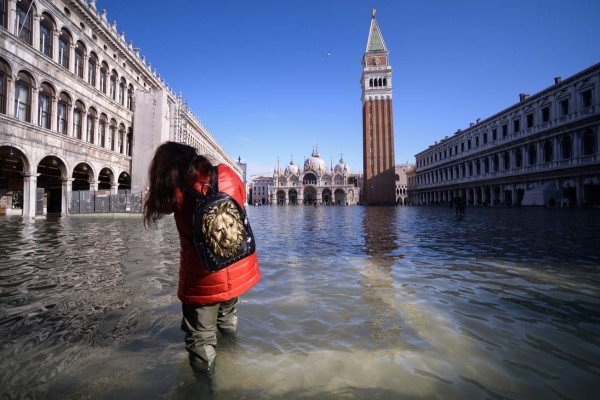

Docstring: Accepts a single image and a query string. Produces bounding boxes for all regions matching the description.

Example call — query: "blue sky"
[101,0,600,179]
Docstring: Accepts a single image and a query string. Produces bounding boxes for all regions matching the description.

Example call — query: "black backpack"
[180,167,256,273]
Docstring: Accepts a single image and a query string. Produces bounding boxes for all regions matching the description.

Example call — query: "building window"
[475,137,479,146]
[15,1,32,44]
[109,121,116,150]
[38,91,51,128]
[528,144,537,166]
[58,36,69,68]
[502,124,508,137]
[515,148,523,168]
[127,127,133,156]
[543,140,553,162]
[484,158,489,173]
[513,119,520,133]
[86,110,96,143]
[503,152,510,170]
[74,46,84,78]
[98,117,106,147]
[493,155,499,172]
[99,65,107,93]
[0,62,7,114]
[461,143,464,152]
[73,107,82,140]
[483,133,487,144]
[559,99,569,116]
[526,113,534,128]
[542,107,550,122]
[14,80,31,122]
[492,128,497,141]
[118,78,125,105]
[88,55,97,86]
[118,124,125,153]
[560,135,572,159]
[40,19,53,57]
[127,85,133,110]
[467,139,471,150]
[0,0,7,29]
[581,90,592,109]
[109,71,117,100]
[582,129,596,156]
[57,100,68,134]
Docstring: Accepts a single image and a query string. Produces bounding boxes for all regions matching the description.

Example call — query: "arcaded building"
[408,63,600,207]
[0,0,240,216]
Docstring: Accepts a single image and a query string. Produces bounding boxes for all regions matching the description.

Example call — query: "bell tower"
[361,9,396,205]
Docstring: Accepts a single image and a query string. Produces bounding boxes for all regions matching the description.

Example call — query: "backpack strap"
[179,165,219,200]
[212,165,219,193]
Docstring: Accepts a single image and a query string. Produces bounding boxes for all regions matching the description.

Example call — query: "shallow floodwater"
[0,206,599,399]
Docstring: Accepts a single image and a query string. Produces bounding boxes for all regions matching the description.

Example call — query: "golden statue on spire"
[372,8,376,18]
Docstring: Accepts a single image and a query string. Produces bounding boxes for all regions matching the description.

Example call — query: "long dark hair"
[143,141,213,227]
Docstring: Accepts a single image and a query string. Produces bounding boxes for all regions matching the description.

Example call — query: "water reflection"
[0,207,599,399]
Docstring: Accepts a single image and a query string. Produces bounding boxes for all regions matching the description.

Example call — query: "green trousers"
[181,297,239,374]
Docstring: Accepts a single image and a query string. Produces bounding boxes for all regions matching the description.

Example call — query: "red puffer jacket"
[173,164,260,305]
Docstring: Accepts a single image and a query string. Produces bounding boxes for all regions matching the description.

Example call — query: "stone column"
[6,74,15,118]
[7,0,16,35]
[30,84,38,124]
[576,177,584,207]
[49,94,57,131]
[62,177,73,215]
[68,42,75,73]
[511,185,517,206]
[82,53,88,81]
[22,173,39,217]
[32,12,40,51]
[110,182,118,196]
[52,30,59,63]
[67,102,73,137]
[80,108,87,140]
[89,180,99,192]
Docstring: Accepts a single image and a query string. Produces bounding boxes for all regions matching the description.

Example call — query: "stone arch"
[117,170,131,190]
[303,186,317,205]
[98,167,115,190]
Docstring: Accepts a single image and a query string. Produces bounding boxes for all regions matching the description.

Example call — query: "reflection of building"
[269,149,361,205]
[0,0,239,216]
[361,10,396,205]
[408,63,600,207]
[250,176,273,205]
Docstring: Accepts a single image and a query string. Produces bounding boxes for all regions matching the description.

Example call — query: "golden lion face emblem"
[201,201,245,258]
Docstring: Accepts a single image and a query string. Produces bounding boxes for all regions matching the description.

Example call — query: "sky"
[100,0,600,179]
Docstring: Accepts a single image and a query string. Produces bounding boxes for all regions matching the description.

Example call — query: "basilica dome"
[334,157,350,174]
[284,160,299,175]
[304,150,326,173]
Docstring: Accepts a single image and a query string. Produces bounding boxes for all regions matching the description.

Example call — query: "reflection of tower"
[361,9,396,205]
[361,207,401,345]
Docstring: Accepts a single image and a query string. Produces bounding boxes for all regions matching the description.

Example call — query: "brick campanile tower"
[361,9,396,205]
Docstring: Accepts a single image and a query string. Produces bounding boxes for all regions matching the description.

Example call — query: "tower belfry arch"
[360,10,396,205]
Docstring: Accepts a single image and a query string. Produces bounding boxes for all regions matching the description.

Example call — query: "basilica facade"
[268,149,361,205]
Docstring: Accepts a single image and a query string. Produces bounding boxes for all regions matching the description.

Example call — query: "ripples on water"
[0,207,599,399]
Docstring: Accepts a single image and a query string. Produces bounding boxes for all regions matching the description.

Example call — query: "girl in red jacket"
[143,141,260,378]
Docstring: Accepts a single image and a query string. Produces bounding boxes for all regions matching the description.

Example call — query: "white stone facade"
[0,0,240,216]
